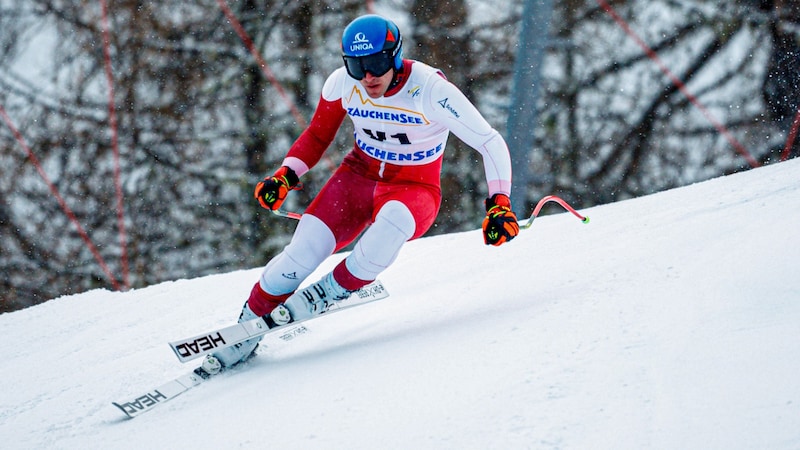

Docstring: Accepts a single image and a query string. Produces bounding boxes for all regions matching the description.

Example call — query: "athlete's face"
[360,69,395,98]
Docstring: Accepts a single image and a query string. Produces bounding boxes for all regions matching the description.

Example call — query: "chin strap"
[384,60,408,95]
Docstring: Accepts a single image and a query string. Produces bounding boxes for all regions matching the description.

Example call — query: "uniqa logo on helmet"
[350,32,374,53]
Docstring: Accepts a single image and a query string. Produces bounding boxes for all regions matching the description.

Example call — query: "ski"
[111,336,268,419]
[113,323,309,419]
[112,366,210,419]
[113,280,388,419]
[168,280,388,363]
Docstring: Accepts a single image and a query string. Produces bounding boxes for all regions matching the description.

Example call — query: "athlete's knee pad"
[260,214,336,295]
[346,201,415,281]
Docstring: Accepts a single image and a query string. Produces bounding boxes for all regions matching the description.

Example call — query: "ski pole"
[273,194,590,229]
[519,195,589,230]
[271,209,303,220]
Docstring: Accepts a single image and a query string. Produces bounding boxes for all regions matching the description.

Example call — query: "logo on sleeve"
[437,98,461,118]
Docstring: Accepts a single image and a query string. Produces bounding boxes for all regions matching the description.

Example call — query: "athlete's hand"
[254,166,300,211]
[482,193,519,246]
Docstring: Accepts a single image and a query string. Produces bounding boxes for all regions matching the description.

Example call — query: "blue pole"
[506,0,554,215]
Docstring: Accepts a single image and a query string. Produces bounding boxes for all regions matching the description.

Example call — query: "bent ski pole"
[273,194,589,229]
[519,195,589,230]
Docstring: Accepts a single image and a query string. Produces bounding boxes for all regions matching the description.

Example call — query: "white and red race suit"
[248,60,513,316]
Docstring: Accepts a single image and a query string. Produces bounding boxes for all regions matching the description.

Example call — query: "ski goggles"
[343,51,395,80]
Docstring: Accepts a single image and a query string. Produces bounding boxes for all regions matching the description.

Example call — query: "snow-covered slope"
[2,159,799,449]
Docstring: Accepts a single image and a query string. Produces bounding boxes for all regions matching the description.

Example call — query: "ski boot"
[283,272,353,321]
[202,272,351,374]
[203,301,292,373]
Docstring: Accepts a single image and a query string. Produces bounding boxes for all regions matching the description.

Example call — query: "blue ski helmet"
[341,15,403,80]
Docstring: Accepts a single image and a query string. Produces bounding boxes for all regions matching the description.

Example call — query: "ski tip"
[112,402,136,420]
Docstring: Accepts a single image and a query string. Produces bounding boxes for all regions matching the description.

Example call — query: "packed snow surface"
[2,159,799,449]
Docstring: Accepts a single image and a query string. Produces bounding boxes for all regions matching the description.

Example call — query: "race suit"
[249,59,513,315]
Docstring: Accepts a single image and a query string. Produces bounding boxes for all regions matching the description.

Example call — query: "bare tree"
[757,0,800,156]
[533,0,778,208]
[409,0,522,232]
[2,0,795,312]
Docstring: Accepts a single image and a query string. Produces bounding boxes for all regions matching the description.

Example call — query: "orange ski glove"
[482,193,519,246]
[254,166,300,211]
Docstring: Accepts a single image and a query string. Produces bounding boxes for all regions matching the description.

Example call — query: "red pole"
[1,104,123,291]
[596,0,761,169]
[100,0,130,289]
[215,0,308,129]
[780,107,800,161]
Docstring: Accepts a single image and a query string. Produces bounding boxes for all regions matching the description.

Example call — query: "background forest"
[1,0,798,312]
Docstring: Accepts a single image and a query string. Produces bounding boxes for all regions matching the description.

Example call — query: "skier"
[207,14,519,371]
